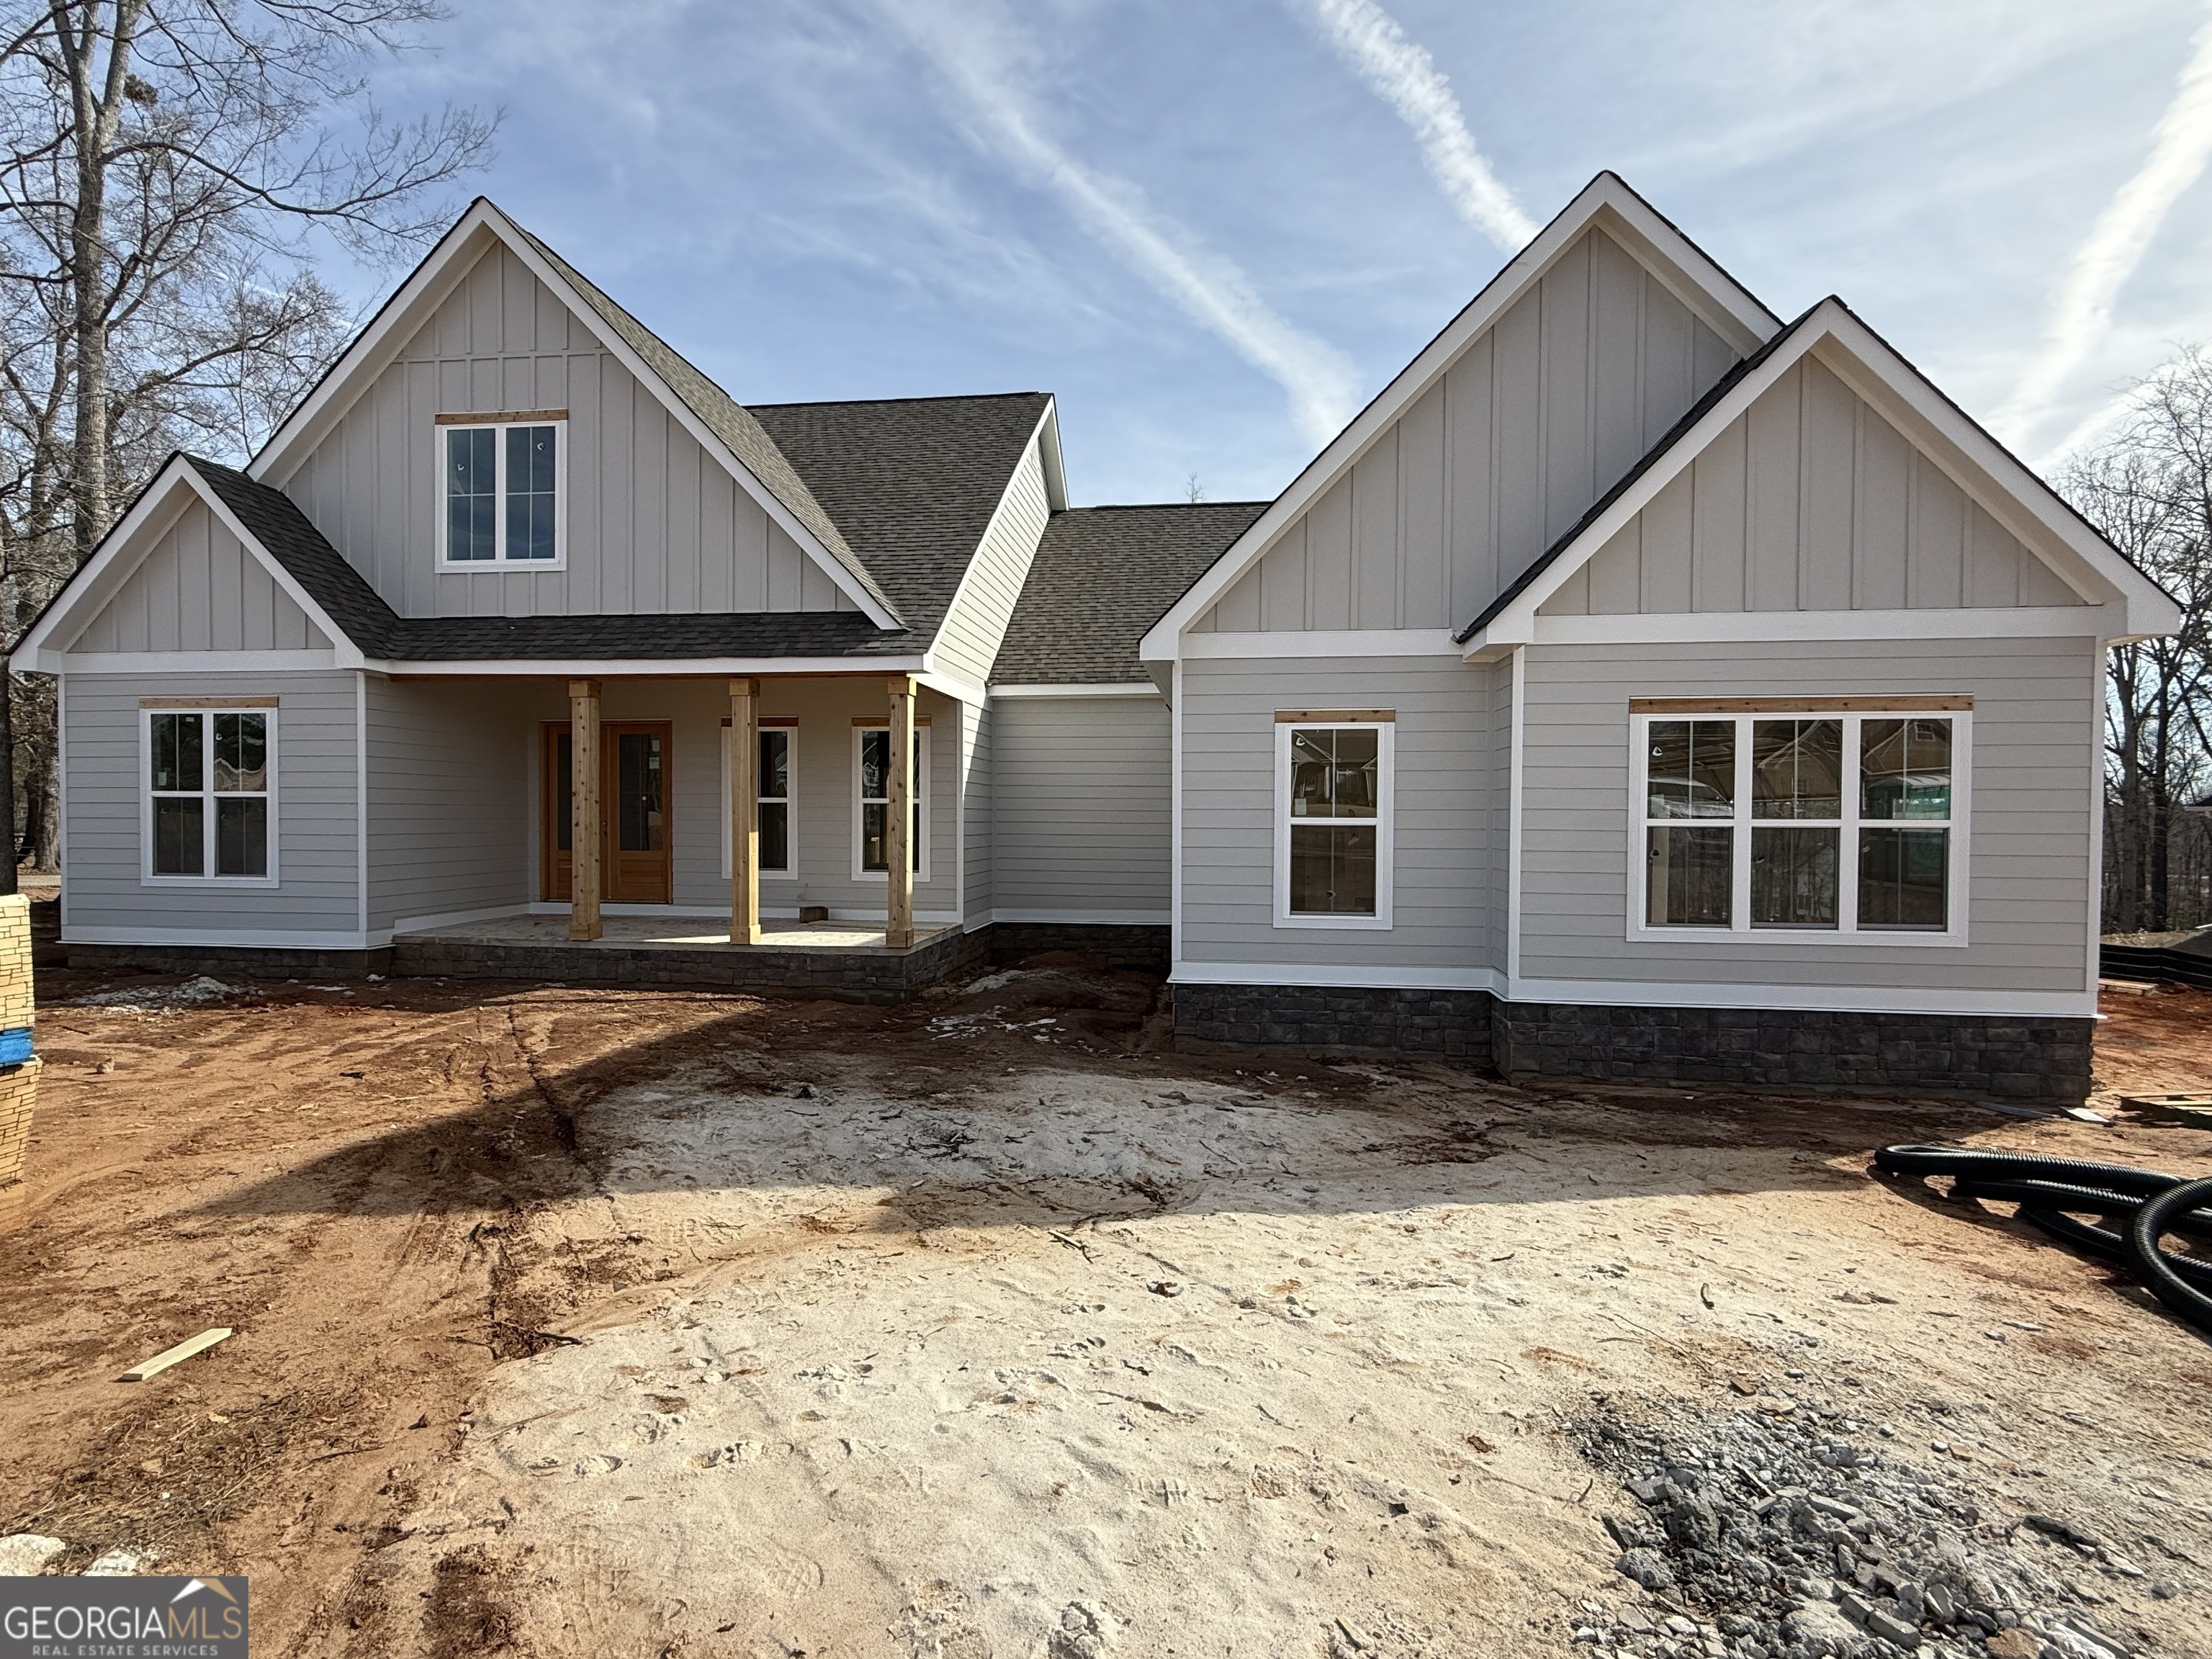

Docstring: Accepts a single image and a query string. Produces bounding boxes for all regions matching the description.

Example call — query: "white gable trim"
[1460,300,2182,660]
[1137,172,1783,662]
[16,458,361,672]
[246,200,902,630]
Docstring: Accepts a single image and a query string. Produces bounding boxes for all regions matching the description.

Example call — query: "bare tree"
[2059,346,2212,934]
[0,0,493,882]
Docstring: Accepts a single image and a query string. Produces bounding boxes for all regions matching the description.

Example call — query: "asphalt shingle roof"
[992,501,1269,685]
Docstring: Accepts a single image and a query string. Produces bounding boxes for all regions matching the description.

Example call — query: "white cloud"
[1294,0,1537,251]
[1996,11,2212,450]
[875,0,1360,448]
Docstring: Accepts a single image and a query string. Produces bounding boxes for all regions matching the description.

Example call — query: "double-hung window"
[853,722,928,880]
[721,720,797,878]
[1274,714,1394,929]
[144,705,276,884]
[437,414,565,566]
[1632,702,1967,943]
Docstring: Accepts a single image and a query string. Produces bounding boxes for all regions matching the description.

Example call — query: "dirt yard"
[3,956,2210,1659]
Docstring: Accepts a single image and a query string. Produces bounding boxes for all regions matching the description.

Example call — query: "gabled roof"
[1457,297,2182,655]
[994,502,1269,685]
[751,392,1057,644]
[1139,171,1784,662]
[246,198,902,626]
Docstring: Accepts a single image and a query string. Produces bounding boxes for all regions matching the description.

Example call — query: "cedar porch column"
[728,677,761,945]
[884,675,917,950]
[568,678,603,942]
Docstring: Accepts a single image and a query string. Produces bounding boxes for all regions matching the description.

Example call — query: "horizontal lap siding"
[63,672,360,936]
[1201,228,1741,635]
[963,702,991,925]
[1516,637,2095,992]
[1179,657,1494,971]
[932,437,1051,688]
[367,677,532,928]
[279,244,848,621]
[994,697,1170,917]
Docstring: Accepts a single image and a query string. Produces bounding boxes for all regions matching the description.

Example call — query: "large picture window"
[437,415,565,566]
[721,720,797,879]
[1632,705,1967,943]
[852,722,929,881]
[143,706,276,884]
[1273,716,1394,930]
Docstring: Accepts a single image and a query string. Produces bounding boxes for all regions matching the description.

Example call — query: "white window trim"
[850,722,931,884]
[434,417,570,570]
[140,706,280,888]
[1272,720,1395,930]
[1626,709,1972,948]
[720,720,799,881]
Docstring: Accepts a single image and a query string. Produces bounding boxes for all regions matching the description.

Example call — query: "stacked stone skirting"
[1170,983,2094,1102]
[989,922,1169,973]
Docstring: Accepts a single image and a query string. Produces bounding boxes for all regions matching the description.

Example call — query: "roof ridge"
[1056,500,1273,513]
[749,391,1049,411]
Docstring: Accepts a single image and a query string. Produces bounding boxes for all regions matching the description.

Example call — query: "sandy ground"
[4,955,2211,1658]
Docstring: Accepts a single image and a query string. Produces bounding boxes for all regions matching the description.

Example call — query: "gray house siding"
[932,435,1051,688]
[274,242,853,621]
[366,675,532,932]
[994,695,1173,922]
[1539,356,2088,618]
[1177,656,1494,973]
[1516,635,2097,995]
[73,499,331,654]
[961,701,992,928]
[1195,226,1741,635]
[62,670,361,942]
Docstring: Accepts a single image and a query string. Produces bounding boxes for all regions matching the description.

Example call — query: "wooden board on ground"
[2118,1094,2212,1128]
[117,1326,232,1382]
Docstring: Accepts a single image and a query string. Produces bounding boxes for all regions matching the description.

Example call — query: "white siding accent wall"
[367,675,532,929]
[932,435,1052,687]
[1516,637,2097,994]
[1539,357,2087,618]
[1177,657,1496,971]
[276,243,853,621]
[62,671,360,940]
[1195,228,1740,636]
[73,500,331,653]
[995,693,1172,920]
[961,700,992,927]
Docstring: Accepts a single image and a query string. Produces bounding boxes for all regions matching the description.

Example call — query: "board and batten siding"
[1194,227,1742,637]
[73,499,331,654]
[932,436,1052,688]
[994,695,1172,921]
[1177,656,1495,971]
[62,671,361,941]
[275,242,853,621]
[1516,637,2098,994]
[1539,356,2087,618]
[367,675,531,931]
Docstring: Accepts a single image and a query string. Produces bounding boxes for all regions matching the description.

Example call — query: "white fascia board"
[1138,172,1782,662]
[367,653,933,678]
[17,458,365,672]
[1182,628,1461,660]
[248,199,902,631]
[1037,399,1070,512]
[990,683,1160,698]
[1464,603,2127,655]
[915,665,989,707]
[52,650,346,674]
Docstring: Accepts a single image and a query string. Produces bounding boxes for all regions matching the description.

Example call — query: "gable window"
[143,705,276,884]
[1632,704,1967,943]
[1274,714,1394,929]
[853,721,929,881]
[437,414,565,566]
[721,720,797,879]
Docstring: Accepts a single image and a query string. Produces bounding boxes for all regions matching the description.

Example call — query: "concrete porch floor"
[396,913,959,955]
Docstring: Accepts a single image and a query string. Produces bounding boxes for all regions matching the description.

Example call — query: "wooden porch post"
[568,678,603,941]
[884,675,916,950]
[729,677,760,945]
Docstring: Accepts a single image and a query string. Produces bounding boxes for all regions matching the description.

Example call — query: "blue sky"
[359,0,2212,506]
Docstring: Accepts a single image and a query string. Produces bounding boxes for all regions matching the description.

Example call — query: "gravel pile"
[1565,1392,2178,1659]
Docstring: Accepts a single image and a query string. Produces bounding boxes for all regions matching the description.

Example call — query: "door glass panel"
[1647,720,1735,818]
[554,732,572,852]
[617,732,665,853]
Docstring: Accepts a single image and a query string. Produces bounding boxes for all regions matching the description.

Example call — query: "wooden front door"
[541,721,673,904]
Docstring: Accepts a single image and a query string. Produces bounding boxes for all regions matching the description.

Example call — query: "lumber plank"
[117,1326,232,1382]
